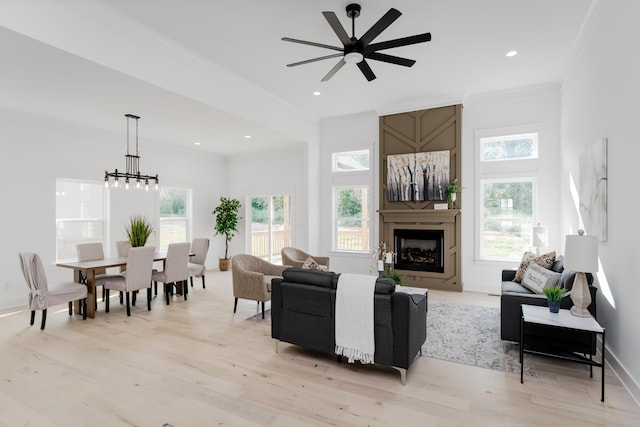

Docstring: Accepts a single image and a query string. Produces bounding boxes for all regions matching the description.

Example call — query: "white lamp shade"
[531,225,548,247]
[564,232,598,273]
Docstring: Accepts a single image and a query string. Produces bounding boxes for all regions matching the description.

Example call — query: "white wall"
[0,109,226,310]
[226,147,308,258]
[318,111,379,275]
[461,85,562,293]
[560,0,640,397]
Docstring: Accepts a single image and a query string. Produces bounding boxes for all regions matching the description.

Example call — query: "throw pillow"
[301,256,328,271]
[514,251,556,283]
[521,263,562,294]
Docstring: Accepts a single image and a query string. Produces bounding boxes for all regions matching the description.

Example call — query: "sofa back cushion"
[282,267,338,289]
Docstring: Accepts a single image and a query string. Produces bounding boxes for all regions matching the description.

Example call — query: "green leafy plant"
[385,269,406,286]
[125,215,154,247]
[212,197,242,259]
[446,178,464,195]
[543,286,566,303]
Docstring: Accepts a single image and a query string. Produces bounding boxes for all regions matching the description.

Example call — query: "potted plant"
[445,179,463,209]
[125,215,154,247]
[385,269,406,286]
[212,197,241,271]
[543,286,566,313]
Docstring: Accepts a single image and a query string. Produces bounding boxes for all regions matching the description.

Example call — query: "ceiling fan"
[282,3,432,82]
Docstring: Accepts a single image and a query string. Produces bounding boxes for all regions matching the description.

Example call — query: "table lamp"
[564,229,598,317]
[531,223,548,255]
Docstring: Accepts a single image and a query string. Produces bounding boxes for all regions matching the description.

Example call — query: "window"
[480,179,534,259]
[334,186,370,252]
[159,187,189,251]
[56,179,104,261]
[332,150,370,172]
[477,131,539,261]
[249,195,291,263]
[481,133,538,161]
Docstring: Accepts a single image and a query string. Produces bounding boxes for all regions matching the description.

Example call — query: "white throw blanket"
[335,273,377,364]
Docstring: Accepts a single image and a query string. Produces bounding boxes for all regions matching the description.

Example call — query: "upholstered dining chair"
[18,252,87,330]
[281,247,330,270]
[115,240,132,271]
[76,242,122,307]
[152,242,191,305]
[231,254,289,319]
[103,246,155,316]
[188,238,209,289]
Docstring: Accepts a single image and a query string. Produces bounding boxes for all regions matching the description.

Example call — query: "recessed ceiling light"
[506,50,518,57]
[194,142,201,146]
[244,135,252,139]
[313,91,321,96]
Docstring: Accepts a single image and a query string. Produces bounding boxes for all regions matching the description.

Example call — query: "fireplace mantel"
[378,209,460,224]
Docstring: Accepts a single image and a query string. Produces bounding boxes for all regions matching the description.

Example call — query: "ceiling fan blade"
[357,59,377,81]
[321,58,346,82]
[287,53,344,67]
[281,37,343,52]
[366,32,432,53]
[322,11,351,46]
[365,52,416,67]
[359,8,402,46]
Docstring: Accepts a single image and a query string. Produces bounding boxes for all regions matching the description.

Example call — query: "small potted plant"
[125,215,154,247]
[212,197,241,271]
[543,286,566,313]
[385,269,406,286]
[445,179,463,209]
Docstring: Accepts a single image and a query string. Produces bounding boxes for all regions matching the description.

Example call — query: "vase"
[548,301,560,313]
[447,192,457,209]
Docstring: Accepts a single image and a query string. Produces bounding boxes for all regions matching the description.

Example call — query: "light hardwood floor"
[1,270,638,426]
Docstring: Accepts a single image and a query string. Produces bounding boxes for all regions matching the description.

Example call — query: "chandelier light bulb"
[125,177,130,190]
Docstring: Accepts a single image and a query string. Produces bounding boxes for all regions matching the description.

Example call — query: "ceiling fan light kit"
[283,3,432,82]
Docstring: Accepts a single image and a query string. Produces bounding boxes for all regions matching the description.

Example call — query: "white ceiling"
[0,0,593,156]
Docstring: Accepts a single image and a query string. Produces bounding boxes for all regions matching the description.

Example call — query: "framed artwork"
[387,150,450,201]
[578,137,608,241]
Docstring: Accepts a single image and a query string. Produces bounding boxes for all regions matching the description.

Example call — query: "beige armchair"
[281,247,330,270]
[231,254,289,319]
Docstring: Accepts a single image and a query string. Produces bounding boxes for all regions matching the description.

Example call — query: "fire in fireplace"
[394,229,444,273]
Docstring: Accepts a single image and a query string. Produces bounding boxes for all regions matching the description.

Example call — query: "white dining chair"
[103,246,155,316]
[189,238,210,289]
[152,242,191,305]
[18,252,87,330]
[76,242,122,307]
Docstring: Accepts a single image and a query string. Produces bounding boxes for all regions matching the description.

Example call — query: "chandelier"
[104,114,159,191]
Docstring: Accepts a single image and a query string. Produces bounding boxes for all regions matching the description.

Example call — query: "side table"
[520,305,605,401]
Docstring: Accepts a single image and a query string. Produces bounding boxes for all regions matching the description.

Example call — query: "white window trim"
[332,184,371,254]
[158,187,191,251]
[245,194,294,263]
[474,126,542,262]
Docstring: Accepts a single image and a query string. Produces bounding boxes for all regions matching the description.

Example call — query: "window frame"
[475,127,541,262]
[331,149,371,173]
[158,186,191,252]
[332,184,370,253]
[247,194,293,264]
[480,132,539,162]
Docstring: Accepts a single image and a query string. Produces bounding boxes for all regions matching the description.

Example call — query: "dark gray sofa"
[271,268,427,384]
[501,255,598,354]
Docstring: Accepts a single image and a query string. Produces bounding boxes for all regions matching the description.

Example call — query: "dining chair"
[103,246,155,316]
[188,238,210,289]
[18,252,87,330]
[76,242,122,307]
[152,242,191,305]
[115,240,132,271]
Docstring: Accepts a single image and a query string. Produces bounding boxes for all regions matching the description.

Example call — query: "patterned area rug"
[248,302,537,377]
[424,303,537,377]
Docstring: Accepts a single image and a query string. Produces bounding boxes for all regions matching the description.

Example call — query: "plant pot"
[548,301,560,313]
[219,258,231,271]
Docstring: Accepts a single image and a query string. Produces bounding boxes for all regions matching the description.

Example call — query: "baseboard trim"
[599,338,640,408]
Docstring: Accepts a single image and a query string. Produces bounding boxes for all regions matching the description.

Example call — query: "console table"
[520,305,605,401]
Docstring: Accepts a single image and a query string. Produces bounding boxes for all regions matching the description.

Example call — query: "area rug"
[424,303,537,377]
[247,302,537,377]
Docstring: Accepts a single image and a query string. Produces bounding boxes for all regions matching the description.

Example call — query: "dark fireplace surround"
[394,229,444,273]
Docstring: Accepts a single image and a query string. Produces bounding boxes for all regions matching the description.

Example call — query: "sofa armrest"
[502,269,517,281]
[391,292,427,369]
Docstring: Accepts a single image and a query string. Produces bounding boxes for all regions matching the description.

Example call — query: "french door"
[249,195,291,263]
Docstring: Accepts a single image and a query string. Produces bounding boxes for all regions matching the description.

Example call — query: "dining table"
[56,251,184,318]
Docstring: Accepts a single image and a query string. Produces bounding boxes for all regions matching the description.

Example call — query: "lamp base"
[570,306,591,317]
[570,272,592,318]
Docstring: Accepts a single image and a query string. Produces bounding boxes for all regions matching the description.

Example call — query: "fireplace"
[394,229,444,273]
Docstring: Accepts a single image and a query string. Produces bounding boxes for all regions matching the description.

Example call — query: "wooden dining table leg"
[85,270,97,318]
[73,269,83,314]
